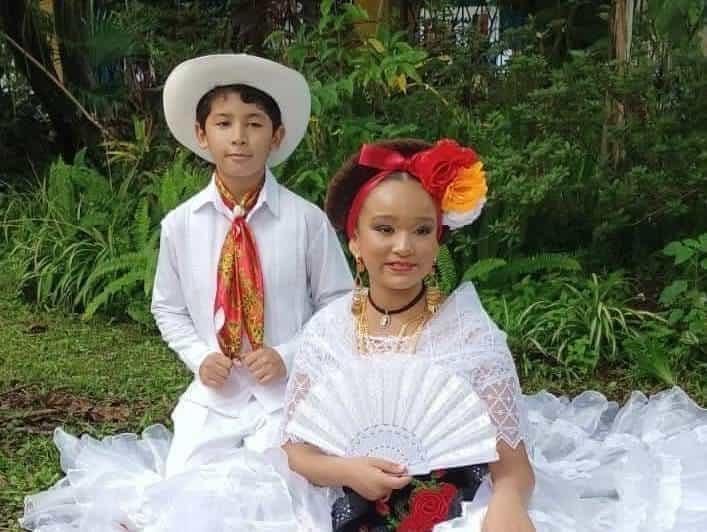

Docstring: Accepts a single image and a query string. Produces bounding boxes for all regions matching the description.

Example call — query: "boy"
[153,54,352,476]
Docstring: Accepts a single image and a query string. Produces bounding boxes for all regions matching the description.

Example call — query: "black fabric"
[332,464,488,532]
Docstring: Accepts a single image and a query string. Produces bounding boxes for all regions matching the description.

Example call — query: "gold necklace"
[355,297,430,356]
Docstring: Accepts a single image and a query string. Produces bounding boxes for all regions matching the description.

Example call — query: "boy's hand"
[241,347,286,384]
[198,352,233,388]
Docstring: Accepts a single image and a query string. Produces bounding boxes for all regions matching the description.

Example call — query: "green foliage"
[0,151,207,324]
[1,1,705,388]
[462,253,581,285]
[482,272,663,375]
[648,0,706,52]
[658,233,707,353]
[436,244,457,295]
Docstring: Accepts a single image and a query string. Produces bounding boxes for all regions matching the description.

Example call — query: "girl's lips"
[385,262,417,272]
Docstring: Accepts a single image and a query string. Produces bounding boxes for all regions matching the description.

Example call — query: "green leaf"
[674,246,696,265]
[698,233,707,252]
[668,308,685,324]
[659,280,689,305]
[463,259,507,282]
[663,241,685,256]
[368,38,386,54]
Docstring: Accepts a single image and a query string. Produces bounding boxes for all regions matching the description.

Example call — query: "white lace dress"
[20,283,707,531]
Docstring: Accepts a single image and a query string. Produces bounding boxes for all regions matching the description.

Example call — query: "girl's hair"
[195,84,282,130]
[325,138,432,232]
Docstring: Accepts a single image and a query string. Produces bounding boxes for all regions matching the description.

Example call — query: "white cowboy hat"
[163,54,311,167]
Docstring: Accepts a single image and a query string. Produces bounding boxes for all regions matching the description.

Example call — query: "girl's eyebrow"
[369,214,436,223]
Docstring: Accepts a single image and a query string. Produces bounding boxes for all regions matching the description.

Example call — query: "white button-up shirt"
[151,169,353,414]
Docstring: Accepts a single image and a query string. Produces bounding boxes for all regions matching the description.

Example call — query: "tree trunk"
[601,0,635,167]
[0,0,101,161]
[53,0,96,92]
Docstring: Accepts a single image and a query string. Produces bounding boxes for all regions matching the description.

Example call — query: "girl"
[283,138,534,531]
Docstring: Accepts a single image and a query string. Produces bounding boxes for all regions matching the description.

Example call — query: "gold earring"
[425,263,443,314]
[351,256,366,316]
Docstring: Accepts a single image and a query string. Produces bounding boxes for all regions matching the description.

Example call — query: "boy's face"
[195,91,284,183]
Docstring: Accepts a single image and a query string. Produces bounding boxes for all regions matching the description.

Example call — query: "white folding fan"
[286,359,498,475]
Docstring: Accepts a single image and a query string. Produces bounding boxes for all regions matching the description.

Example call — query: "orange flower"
[441,161,487,213]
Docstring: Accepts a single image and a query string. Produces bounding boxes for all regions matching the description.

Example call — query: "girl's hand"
[342,457,412,501]
[482,490,535,532]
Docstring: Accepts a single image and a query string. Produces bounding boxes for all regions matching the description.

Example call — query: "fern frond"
[133,198,151,249]
[462,258,507,282]
[83,270,144,319]
[78,252,146,303]
[436,244,457,294]
[496,253,581,279]
[143,245,159,297]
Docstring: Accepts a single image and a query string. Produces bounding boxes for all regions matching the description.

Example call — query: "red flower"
[411,139,478,203]
[396,483,458,532]
[431,469,447,479]
[375,498,391,516]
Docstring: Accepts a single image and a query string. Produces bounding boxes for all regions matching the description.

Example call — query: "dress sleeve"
[280,307,339,444]
[448,285,526,449]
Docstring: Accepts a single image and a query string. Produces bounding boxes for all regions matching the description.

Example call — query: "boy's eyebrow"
[212,111,266,119]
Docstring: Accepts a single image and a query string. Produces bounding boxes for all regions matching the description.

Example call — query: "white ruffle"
[20,426,334,532]
[20,387,707,531]
[436,387,707,532]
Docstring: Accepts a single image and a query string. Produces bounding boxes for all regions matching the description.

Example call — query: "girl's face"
[349,175,439,296]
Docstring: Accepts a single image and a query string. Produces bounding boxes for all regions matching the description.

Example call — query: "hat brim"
[163,54,310,167]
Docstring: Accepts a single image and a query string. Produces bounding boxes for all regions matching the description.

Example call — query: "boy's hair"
[195,84,282,131]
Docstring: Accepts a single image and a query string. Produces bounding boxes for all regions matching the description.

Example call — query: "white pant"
[165,398,283,477]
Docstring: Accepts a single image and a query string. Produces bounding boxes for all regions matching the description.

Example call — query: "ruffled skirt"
[20,387,707,531]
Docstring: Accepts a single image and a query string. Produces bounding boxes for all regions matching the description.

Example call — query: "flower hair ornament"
[345,139,487,238]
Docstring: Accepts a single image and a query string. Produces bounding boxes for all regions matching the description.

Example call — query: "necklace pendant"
[380,313,391,328]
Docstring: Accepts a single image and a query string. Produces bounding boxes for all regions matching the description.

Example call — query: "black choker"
[368,285,426,329]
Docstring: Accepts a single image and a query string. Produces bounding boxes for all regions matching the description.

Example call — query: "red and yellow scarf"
[214,174,265,358]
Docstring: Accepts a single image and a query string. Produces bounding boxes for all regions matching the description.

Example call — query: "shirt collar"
[192,168,280,219]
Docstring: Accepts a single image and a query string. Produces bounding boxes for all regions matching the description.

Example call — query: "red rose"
[375,498,391,516]
[397,484,458,532]
[397,514,434,532]
[411,139,478,202]
[439,483,457,501]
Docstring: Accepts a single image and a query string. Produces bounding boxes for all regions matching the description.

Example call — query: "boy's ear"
[195,122,208,149]
[271,125,285,150]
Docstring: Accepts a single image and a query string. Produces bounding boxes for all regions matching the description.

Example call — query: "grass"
[0,296,189,531]
[0,291,704,531]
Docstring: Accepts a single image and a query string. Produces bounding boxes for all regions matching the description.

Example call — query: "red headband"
[345,140,478,239]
